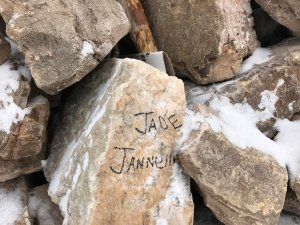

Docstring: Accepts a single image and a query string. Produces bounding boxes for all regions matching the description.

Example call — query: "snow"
[29,95,48,105]
[29,189,57,225]
[82,152,89,171]
[144,168,158,188]
[0,62,30,133]
[155,164,191,225]
[81,41,94,57]
[275,119,300,180]
[0,183,23,225]
[177,109,204,151]
[239,48,273,74]
[288,101,295,111]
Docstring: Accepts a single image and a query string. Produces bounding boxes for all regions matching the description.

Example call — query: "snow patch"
[81,41,94,57]
[0,183,23,225]
[239,48,273,74]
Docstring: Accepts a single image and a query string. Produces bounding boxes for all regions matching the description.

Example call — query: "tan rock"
[142,0,257,84]
[44,58,193,225]
[1,97,49,160]
[178,104,288,225]
[0,33,11,65]
[185,38,300,137]
[0,177,31,225]
[0,152,44,182]
[255,0,300,36]
[0,0,130,94]
[284,187,300,216]
[29,184,63,225]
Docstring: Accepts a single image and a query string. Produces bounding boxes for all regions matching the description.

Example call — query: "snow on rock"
[0,38,32,134]
[80,41,94,58]
[239,47,273,74]
[0,177,30,225]
[29,185,63,225]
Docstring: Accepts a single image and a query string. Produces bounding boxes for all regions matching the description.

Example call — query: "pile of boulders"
[0,0,300,224]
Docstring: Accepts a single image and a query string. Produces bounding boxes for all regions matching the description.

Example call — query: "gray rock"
[0,0,130,94]
[44,58,193,225]
[256,0,300,36]
[142,0,257,84]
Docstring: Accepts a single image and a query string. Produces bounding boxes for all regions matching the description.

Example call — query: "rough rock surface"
[44,58,193,225]
[0,177,31,225]
[178,104,288,225]
[0,38,49,181]
[0,33,10,65]
[142,0,257,84]
[185,38,300,136]
[284,187,300,216]
[0,0,131,94]
[256,0,300,36]
[29,184,63,225]
[1,97,49,160]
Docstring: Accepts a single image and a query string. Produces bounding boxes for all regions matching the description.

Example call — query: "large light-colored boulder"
[255,0,300,36]
[142,0,257,84]
[44,58,193,225]
[29,184,63,225]
[0,0,130,94]
[178,104,288,225]
[0,177,31,225]
[185,38,300,136]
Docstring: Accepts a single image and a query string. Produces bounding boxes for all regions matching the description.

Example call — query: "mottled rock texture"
[0,0,131,94]
[143,0,257,84]
[44,58,193,225]
[179,104,288,225]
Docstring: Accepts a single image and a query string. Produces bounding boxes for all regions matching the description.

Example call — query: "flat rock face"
[178,105,288,225]
[29,184,63,225]
[0,177,31,225]
[0,0,130,94]
[185,38,300,136]
[44,58,193,225]
[255,0,300,36]
[142,0,257,84]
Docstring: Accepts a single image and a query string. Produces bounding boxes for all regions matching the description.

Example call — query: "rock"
[252,8,292,47]
[0,34,11,65]
[255,0,300,36]
[1,97,49,160]
[0,0,131,94]
[178,104,288,225]
[44,58,193,225]
[284,187,300,216]
[185,38,300,136]
[0,177,31,225]
[29,184,63,225]
[0,152,44,182]
[0,38,49,180]
[142,0,257,84]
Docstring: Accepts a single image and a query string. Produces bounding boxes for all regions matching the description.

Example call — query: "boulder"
[0,177,31,225]
[185,38,300,137]
[178,104,288,225]
[255,0,300,36]
[29,184,63,225]
[0,0,131,94]
[142,0,257,84]
[44,58,193,225]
